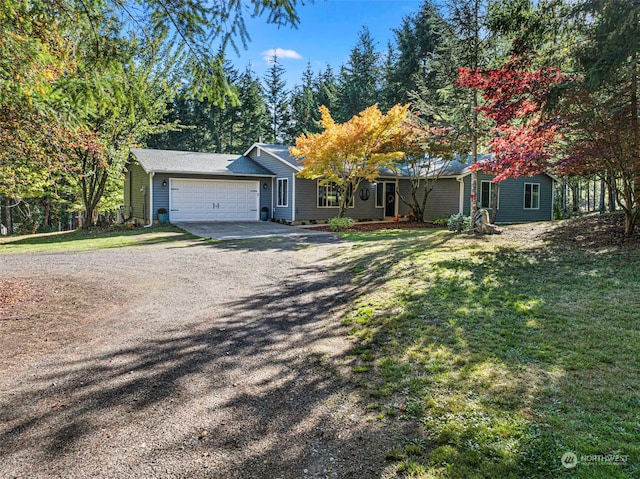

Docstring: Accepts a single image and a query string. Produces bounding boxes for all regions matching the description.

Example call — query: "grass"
[339,226,640,478]
[0,225,198,254]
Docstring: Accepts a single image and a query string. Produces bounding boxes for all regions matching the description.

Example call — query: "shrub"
[432,216,449,226]
[448,213,472,232]
[328,216,354,231]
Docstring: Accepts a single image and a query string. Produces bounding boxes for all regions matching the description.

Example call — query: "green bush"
[447,213,472,232]
[328,216,355,231]
[432,216,449,226]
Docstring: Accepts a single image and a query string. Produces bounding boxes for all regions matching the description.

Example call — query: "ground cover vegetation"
[0,225,193,254]
[340,217,639,478]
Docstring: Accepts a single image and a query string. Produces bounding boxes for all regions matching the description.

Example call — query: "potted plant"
[157,208,169,225]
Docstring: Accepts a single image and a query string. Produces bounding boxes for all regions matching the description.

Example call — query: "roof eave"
[147,169,276,177]
[245,143,302,172]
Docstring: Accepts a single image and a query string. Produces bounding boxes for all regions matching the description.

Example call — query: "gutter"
[148,170,276,178]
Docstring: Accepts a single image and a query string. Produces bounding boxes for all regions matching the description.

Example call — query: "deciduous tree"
[458,50,569,182]
[388,114,456,221]
[291,104,409,218]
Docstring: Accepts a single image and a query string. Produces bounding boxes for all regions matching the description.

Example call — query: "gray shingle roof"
[255,144,303,170]
[378,158,470,178]
[131,148,275,177]
[254,144,486,178]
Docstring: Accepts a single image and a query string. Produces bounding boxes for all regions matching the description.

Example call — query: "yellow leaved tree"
[290,103,409,218]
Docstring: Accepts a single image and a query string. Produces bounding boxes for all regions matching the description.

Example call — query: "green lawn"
[339,224,639,478]
[0,225,196,254]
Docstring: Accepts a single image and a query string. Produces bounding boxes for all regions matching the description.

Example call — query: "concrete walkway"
[174,221,334,240]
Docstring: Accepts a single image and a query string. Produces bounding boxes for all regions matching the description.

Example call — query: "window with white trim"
[524,183,540,209]
[375,183,384,208]
[317,181,354,208]
[480,180,499,209]
[277,178,288,207]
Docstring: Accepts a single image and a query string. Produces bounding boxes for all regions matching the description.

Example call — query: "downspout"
[144,172,155,228]
[291,175,296,223]
[457,176,465,214]
[271,177,275,219]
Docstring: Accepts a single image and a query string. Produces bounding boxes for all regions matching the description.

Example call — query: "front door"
[385,183,396,217]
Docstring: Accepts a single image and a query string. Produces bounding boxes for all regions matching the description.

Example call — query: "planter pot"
[158,212,169,225]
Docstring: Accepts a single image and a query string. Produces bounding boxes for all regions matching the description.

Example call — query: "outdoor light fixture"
[263,182,268,189]
[162,180,167,187]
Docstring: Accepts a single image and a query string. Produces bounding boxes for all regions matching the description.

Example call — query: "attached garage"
[170,179,260,222]
[125,149,275,225]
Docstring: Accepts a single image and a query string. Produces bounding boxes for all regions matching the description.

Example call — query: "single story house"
[123,144,557,225]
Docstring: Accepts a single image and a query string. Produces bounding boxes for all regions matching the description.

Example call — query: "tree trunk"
[608,173,616,212]
[470,95,478,220]
[624,210,637,237]
[4,198,12,234]
[490,182,500,224]
[599,177,605,213]
[43,197,51,228]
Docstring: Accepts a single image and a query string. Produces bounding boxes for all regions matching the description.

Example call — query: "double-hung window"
[277,178,288,207]
[524,183,540,209]
[317,181,353,208]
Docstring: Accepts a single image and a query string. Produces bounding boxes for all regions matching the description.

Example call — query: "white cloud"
[261,48,303,63]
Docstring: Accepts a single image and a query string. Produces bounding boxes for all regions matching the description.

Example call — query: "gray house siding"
[124,162,150,223]
[463,172,554,223]
[395,177,462,220]
[292,178,462,223]
[293,179,384,222]
[247,148,295,221]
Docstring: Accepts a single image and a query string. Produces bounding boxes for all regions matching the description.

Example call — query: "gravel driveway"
[0,235,405,478]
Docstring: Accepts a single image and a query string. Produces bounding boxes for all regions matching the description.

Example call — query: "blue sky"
[231,0,424,88]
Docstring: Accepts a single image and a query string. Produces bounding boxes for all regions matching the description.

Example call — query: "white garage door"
[170,179,260,222]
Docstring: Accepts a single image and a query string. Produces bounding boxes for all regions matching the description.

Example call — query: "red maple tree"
[458,52,570,182]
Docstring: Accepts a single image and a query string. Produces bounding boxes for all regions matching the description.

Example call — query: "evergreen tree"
[337,27,381,121]
[380,41,401,111]
[263,54,290,143]
[148,62,241,153]
[389,1,442,105]
[288,62,321,140]
[314,65,339,113]
[410,0,495,219]
[236,65,269,149]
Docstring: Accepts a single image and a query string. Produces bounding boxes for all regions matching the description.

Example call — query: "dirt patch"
[540,213,640,248]
[0,276,119,369]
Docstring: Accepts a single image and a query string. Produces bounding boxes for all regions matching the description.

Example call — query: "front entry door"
[385,183,396,217]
